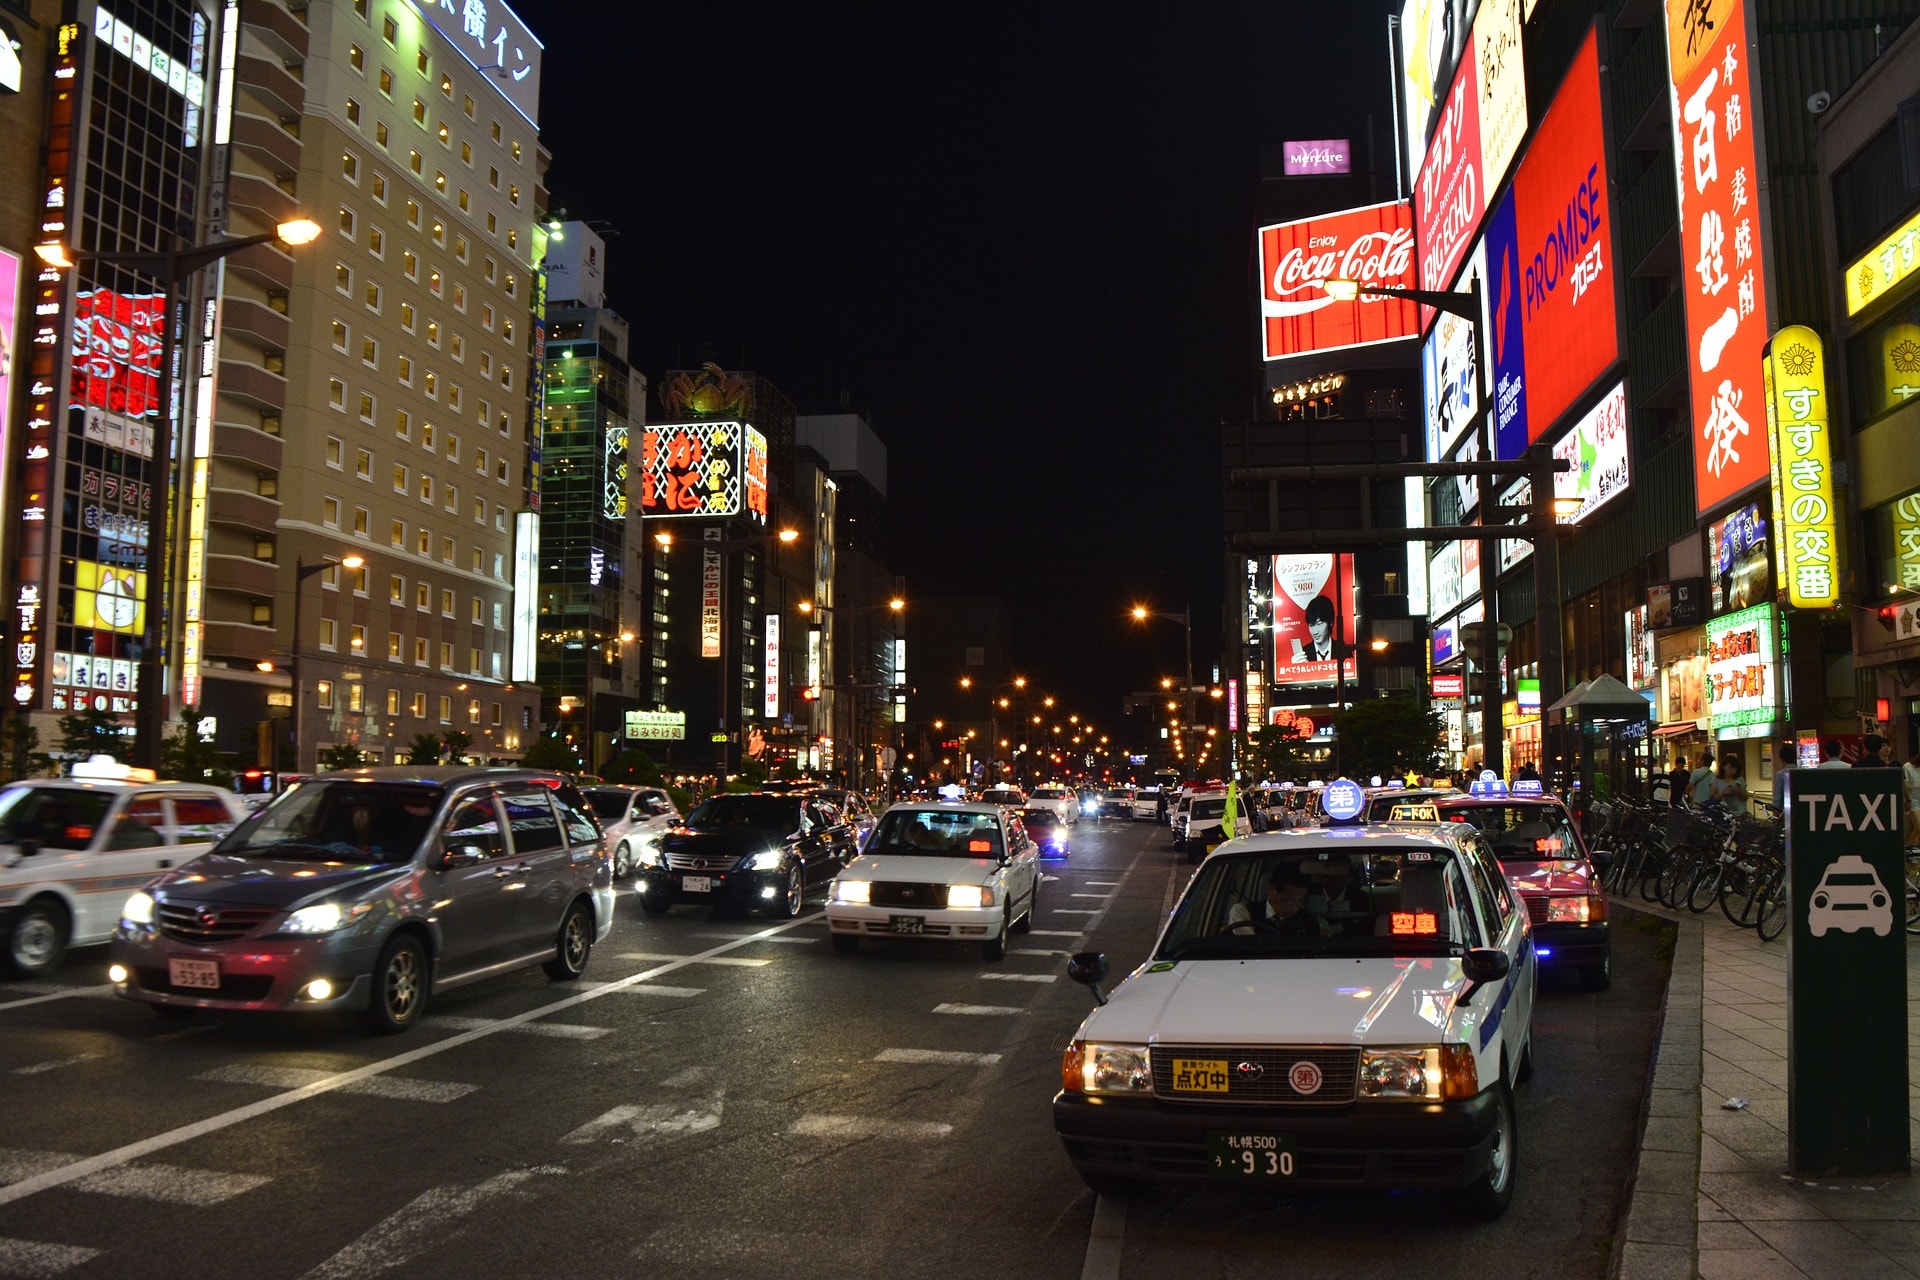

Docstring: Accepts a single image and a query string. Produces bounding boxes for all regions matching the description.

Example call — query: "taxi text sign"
[1784,769,1909,1176]
[1762,326,1841,609]
[1665,0,1772,517]
[1258,201,1419,362]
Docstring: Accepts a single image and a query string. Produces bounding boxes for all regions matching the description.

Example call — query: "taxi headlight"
[833,880,871,905]
[748,849,786,871]
[279,902,369,934]
[1071,1041,1152,1095]
[1358,1048,1443,1099]
[947,884,994,909]
[1545,896,1594,923]
[121,891,156,927]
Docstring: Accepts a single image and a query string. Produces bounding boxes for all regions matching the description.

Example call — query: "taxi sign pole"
[1784,769,1909,1176]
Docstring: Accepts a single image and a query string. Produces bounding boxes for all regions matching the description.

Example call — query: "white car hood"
[1079,956,1468,1046]
[840,853,999,888]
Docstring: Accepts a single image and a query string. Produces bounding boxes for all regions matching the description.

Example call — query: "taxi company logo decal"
[1288,1061,1324,1095]
[1236,1061,1265,1082]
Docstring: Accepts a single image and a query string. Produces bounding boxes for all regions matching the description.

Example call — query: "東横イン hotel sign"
[1763,325,1840,610]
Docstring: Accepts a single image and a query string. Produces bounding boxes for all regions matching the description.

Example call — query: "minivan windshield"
[1156,845,1482,961]
[219,781,443,862]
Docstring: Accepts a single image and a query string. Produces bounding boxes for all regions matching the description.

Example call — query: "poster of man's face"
[1271,555,1358,687]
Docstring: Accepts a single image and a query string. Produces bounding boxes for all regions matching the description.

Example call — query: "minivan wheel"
[3,897,68,978]
[543,901,594,980]
[364,933,427,1034]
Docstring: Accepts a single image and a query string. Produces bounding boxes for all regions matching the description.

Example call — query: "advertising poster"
[1282,139,1351,175]
[1664,651,1708,724]
[1400,0,1483,182]
[1259,201,1420,362]
[1271,554,1357,686]
[1484,29,1617,459]
[1552,381,1631,523]
[1421,240,1487,462]
[0,248,17,462]
[1666,0,1772,515]
[1625,604,1656,689]
[1706,602,1777,737]
[1708,502,1771,614]
[638,421,769,522]
[73,560,145,634]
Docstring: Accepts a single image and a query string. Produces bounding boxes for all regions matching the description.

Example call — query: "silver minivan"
[109,767,616,1033]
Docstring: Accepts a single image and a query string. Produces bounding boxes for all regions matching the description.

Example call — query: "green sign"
[710,732,730,744]
[1784,769,1910,1176]
[624,709,687,741]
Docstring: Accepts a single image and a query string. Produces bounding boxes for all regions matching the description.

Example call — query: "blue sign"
[1485,190,1529,460]
[1321,778,1365,822]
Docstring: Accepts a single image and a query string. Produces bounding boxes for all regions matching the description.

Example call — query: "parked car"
[1,761,249,978]
[107,767,614,1033]
[825,800,1040,959]
[1172,789,1254,860]
[636,792,857,917]
[579,784,682,878]
[1097,787,1134,819]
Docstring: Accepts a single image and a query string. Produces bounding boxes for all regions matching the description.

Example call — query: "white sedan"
[825,801,1040,961]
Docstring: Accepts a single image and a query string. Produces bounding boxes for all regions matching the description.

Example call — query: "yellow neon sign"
[1845,207,1920,316]
[1763,325,1840,609]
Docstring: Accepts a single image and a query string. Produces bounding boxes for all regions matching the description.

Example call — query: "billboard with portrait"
[1259,201,1419,362]
[1271,554,1357,686]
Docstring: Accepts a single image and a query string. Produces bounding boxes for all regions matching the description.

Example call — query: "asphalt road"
[0,815,1669,1280]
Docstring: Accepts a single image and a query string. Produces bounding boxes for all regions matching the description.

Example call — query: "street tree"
[519,734,583,774]
[440,730,474,762]
[318,743,365,770]
[405,733,444,765]
[58,708,131,765]
[160,707,233,787]
[1330,695,1444,780]
[1,717,51,782]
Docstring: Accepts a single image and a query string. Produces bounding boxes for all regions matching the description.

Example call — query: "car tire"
[1460,1079,1517,1220]
[543,901,595,981]
[1080,1173,1153,1200]
[612,841,634,879]
[3,896,69,979]
[830,933,859,954]
[1579,951,1612,992]
[981,909,1008,962]
[364,933,428,1035]
[775,864,804,919]
[638,891,671,916]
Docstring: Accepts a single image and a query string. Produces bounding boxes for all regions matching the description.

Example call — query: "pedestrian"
[1659,755,1689,808]
[1516,761,1540,782]
[1709,754,1748,816]
[1852,733,1896,767]
[1816,738,1850,768]
[1687,752,1716,808]
[1770,738,1796,814]
[1904,750,1920,846]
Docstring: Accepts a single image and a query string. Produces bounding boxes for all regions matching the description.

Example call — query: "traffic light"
[800,686,818,701]
[1876,603,1899,632]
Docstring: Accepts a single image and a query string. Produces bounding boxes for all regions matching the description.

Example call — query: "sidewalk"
[1612,899,1920,1280]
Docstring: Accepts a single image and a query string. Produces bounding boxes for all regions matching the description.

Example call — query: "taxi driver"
[1227,868,1325,938]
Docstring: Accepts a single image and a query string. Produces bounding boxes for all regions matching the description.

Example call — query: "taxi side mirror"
[1067,951,1110,1006]
[1459,947,1511,1004]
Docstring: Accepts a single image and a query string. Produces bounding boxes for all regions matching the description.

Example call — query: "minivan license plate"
[680,875,711,893]
[1206,1132,1297,1179]
[167,958,220,990]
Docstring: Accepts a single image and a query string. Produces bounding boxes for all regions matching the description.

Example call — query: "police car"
[0,758,249,978]
[1054,778,1536,1217]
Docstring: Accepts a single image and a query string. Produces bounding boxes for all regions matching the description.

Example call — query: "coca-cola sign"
[1282,139,1352,176]
[1259,200,1420,362]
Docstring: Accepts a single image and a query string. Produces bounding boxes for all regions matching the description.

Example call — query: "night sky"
[510,1,1396,726]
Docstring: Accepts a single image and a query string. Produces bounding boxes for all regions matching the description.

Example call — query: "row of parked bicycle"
[1585,798,1920,939]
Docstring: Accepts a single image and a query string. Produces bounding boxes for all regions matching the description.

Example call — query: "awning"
[1652,722,1705,737]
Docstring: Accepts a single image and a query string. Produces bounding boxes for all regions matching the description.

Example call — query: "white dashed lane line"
[788,1115,952,1141]
[0,985,114,1014]
[977,973,1056,983]
[0,1148,267,1206]
[932,1003,1025,1016]
[692,932,817,944]
[300,1168,562,1280]
[196,1065,479,1104]
[10,1053,100,1076]
[427,1016,611,1041]
[874,1049,1002,1066]
[0,1235,101,1277]
[562,1094,726,1143]
[613,952,772,967]
[586,984,705,999]
[1026,930,1085,938]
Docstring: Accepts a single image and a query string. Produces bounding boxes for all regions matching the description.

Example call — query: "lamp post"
[800,597,903,789]
[1131,603,1195,764]
[35,218,323,770]
[284,552,363,774]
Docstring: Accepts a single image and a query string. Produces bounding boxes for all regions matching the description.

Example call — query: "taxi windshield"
[868,811,1005,858]
[1157,846,1481,961]
[1440,805,1580,862]
[0,786,114,851]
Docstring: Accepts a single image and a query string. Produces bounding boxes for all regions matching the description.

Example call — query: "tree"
[519,734,583,773]
[58,708,131,765]
[601,748,665,786]
[405,733,444,765]
[318,743,366,770]
[1330,695,1444,781]
[1241,721,1312,783]
[440,730,474,762]
[0,716,51,782]
[160,707,233,787]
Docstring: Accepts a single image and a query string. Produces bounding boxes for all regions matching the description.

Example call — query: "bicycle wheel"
[1905,850,1920,936]
[1686,856,1726,913]
[1720,860,1763,928]
[1756,869,1789,941]
[1659,851,1698,909]
[1640,846,1670,903]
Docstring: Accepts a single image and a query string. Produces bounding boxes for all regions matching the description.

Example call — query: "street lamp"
[797,595,904,791]
[1131,603,1195,761]
[35,218,323,769]
[285,553,363,774]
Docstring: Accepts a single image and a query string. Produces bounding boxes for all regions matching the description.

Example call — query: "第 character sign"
[1271,554,1357,687]
[1484,29,1617,459]
[1666,0,1770,516]
[1763,326,1841,609]
[638,421,769,523]
[1258,201,1419,362]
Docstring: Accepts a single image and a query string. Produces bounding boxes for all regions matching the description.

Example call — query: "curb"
[1609,905,1703,1280]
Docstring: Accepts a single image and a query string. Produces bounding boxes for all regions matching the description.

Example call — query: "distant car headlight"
[748,849,786,871]
[1065,1041,1152,1095]
[279,902,370,934]
[833,880,871,905]
[1358,1048,1442,1099]
[121,890,156,927]
[946,884,995,909]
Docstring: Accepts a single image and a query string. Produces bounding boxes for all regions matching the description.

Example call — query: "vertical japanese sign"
[0,247,18,536]
[1891,493,1920,592]
[1667,0,1770,516]
[763,613,780,719]
[1763,325,1840,609]
[700,531,722,660]
[1271,554,1357,686]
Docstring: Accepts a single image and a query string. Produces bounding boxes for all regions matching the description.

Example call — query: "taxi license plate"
[167,958,220,990]
[1206,1132,1297,1179]
[888,915,924,935]
[1169,1057,1231,1094]
[680,875,712,893]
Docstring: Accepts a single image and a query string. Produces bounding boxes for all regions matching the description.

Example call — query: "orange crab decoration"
[662,362,754,419]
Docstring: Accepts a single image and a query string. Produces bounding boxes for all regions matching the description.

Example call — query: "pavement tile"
[1701,1135,1758,1173]
[1617,1240,1695,1280]
[1624,1189,1697,1247]
[1641,1113,1699,1154]
[1649,1086,1698,1119]
[1698,1221,1768,1249]
[1695,1246,1811,1279]
[1698,1172,1834,1220]
[1747,1219,1913,1277]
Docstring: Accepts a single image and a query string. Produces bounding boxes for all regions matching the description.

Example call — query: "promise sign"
[1258,201,1419,362]
[1763,325,1840,609]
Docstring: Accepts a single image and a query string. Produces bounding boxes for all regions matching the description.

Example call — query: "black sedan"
[636,792,858,917]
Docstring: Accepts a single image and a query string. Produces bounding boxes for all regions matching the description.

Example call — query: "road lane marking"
[561,1092,725,1143]
[1026,930,1084,938]
[660,1067,707,1088]
[977,972,1056,983]
[0,985,113,1013]
[1081,1193,1126,1280]
[1,1148,267,1206]
[0,914,822,1209]
[427,1015,611,1040]
[788,1115,952,1140]
[614,952,772,967]
[196,1065,478,1104]
[1070,893,1110,899]
[589,984,705,999]
[932,1003,1024,1016]
[300,1168,560,1280]
[0,1236,101,1276]
[9,1054,99,1075]
[875,1049,1001,1066]
[692,932,817,944]
[1084,881,1120,887]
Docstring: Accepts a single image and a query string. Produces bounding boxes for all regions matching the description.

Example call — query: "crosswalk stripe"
[1051,909,1102,915]
[10,1054,99,1076]
[874,1049,1002,1066]
[692,932,817,944]
[562,1092,725,1143]
[590,984,704,999]
[977,973,1056,983]
[0,1149,266,1207]
[1084,881,1120,886]
[0,1235,102,1276]
[195,1065,477,1103]
[1025,930,1084,937]
[1070,893,1109,899]
[789,1114,951,1140]
[301,1169,555,1280]
[614,952,772,967]
[428,1016,611,1041]
[932,1002,1024,1016]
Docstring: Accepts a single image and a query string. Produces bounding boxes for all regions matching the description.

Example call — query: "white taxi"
[1053,808,1536,1218]
[0,759,248,977]
[825,801,1040,961]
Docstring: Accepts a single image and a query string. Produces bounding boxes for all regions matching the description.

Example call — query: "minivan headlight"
[279,902,369,934]
[121,891,155,926]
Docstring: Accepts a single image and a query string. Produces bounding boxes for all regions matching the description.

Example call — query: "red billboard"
[1271,554,1358,686]
[69,288,165,420]
[1414,31,1484,311]
[1666,0,1770,516]
[1485,27,1619,458]
[1259,201,1419,362]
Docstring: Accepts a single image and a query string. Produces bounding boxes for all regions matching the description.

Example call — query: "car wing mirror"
[1458,947,1511,1004]
[1066,951,1111,1006]
[439,845,486,869]
[15,838,40,858]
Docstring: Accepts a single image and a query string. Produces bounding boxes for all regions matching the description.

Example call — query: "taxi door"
[1462,840,1534,1079]
[1003,815,1040,919]
[79,791,186,944]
